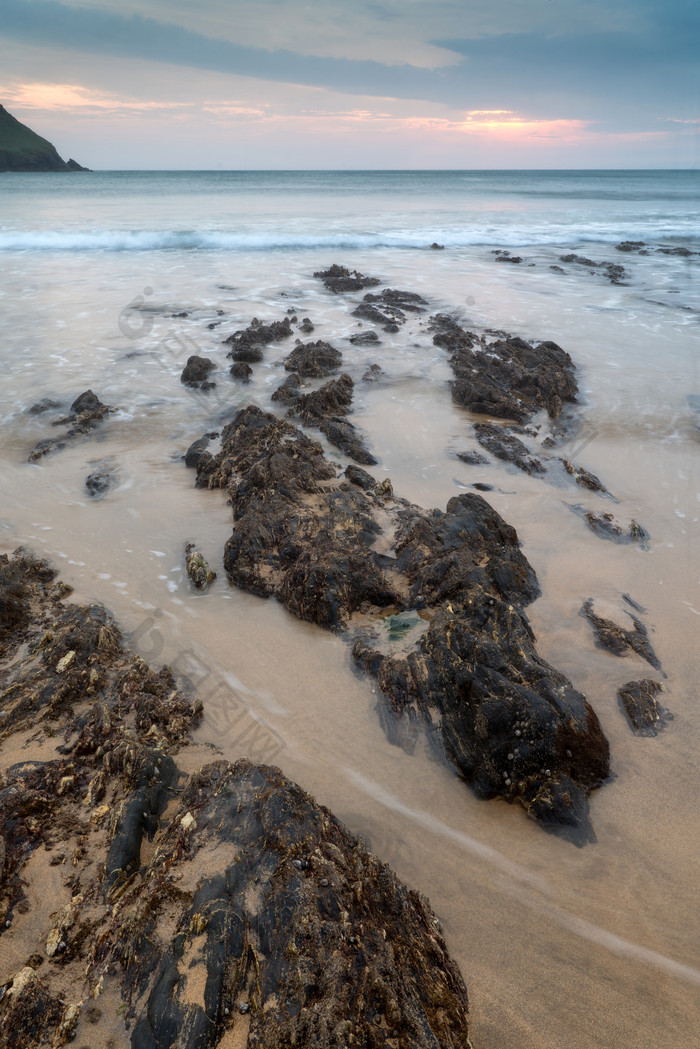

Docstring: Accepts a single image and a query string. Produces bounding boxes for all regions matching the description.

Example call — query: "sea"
[0,170,698,1049]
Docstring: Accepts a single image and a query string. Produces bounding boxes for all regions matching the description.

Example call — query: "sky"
[1,0,698,169]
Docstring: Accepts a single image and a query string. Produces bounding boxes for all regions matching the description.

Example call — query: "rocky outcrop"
[0,550,472,1049]
[313,264,381,293]
[430,315,578,423]
[223,317,293,363]
[195,406,610,840]
[617,679,670,735]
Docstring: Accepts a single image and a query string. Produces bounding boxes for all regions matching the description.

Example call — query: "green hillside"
[0,104,89,172]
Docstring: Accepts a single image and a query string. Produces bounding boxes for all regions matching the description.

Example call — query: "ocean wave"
[0,228,698,252]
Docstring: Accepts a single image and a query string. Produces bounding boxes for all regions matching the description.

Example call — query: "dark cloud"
[2,0,696,122]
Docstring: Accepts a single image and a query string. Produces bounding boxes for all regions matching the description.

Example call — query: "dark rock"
[559,458,608,493]
[558,254,626,283]
[298,317,315,333]
[181,356,216,388]
[185,542,216,590]
[229,361,253,382]
[352,301,402,330]
[617,679,671,735]
[615,241,646,252]
[283,340,342,377]
[657,245,695,256]
[364,289,428,313]
[430,315,578,423]
[70,389,104,414]
[344,465,376,490]
[290,373,354,424]
[85,468,116,498]
[28,390,114,462]
[495,255,523,264]
[271,373,304,405]
[319,418,378,466]
[127,760,472,1049]
[457,450,489,465]
[172,311,188,318]
[473,423,546,475]
[430,242,445,249]
[185,436,211,469]
[472,482,493,491]
[224,317,293,359]
[0,552,471,1048]
[362,363,383,382]
[313,264,381,293]
[347,330,380,345]
[582,510,649,546]
[550,265,566,273]
[27,398,60,415]
[581,599,662,671]
[194,409,610,838]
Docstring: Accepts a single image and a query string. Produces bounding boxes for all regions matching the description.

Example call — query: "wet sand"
[1,246,698,1048]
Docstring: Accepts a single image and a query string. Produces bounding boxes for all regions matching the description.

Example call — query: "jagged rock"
[184,543,216,590]
[27,390,115,461]
[430,315,578,423]
[0,552,472,1049]
[313,264,381,293]
[185,436,212,469]
[581,510,649,546]
[559,254,627,283]
[364,289,428,313]
[181,356,216,388]
[473,423,545,475]
[559,458,608,493]
[495,255,523,264]
[430,242,444,249]
[193,409,610,838]
[224,317,292,360]
[27,398,60,415]
[229,361,253,382]
[344,464,376,490]
[298,316,315,333]
[457,450,489,466]
[347,330,381,345]
[617,679,671,735]
[581,599,662,670]
[283,340,342,377]
[319,418,378,466]
[271,372,304,405]
[126,760,472,1049]
[616,241,647,253]
[290,373,354,424]
[362,363,383,382]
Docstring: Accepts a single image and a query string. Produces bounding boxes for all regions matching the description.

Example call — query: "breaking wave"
[0,226,698,252]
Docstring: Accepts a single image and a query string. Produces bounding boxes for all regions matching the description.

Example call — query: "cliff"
[0,104,90,172]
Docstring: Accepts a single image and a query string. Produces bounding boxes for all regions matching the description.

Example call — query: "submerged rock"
[473,423,546,475]
[430,315,578,423]
[617,679,671,735]
[27,389,115,461]
[581,598,662,671]
[194,407,610,839]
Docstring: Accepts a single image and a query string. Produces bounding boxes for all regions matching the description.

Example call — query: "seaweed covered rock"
[125,760,472,1049]
[430,315,578,423]
[181,355,216,389]
[283,340,342,377]
[27,389,115,462]
[224,317,293,361]
[473,423,545,475]
[581,598,662,671]
[352,289,428,331]
[0,552,473,1049]
[617,679,670,735]
[285,373,378,465]
[313,264,381,293]
[194,409,610,838]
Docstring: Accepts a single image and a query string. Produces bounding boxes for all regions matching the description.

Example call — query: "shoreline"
[1,231,700,1049]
